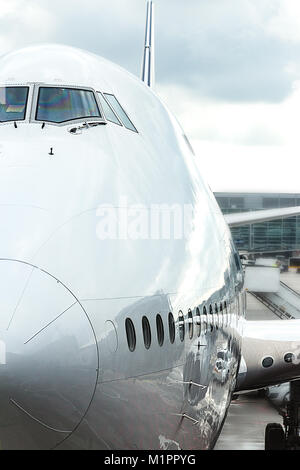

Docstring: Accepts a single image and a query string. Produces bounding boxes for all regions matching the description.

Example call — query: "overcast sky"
[1,0,300,193]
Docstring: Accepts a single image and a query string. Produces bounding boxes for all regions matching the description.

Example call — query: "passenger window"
[103,93,138,132]
[219,302,223,328]
[142,316,151,349]
[97,93,122,126]
[209,305,214,331]
[224,301,227,327]
[203,306,208,334]
[168,312,175,344]
[178,310,185,342]
[125,318,136,352]
[156,314,164,346]
[188,309,193,339]
[215,303,219,329]
[195,307,201,337]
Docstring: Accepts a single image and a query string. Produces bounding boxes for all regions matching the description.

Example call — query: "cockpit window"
[0,87,29,122]
[36,87,101,124]
[103,93,137,132]
[97,93,122,126]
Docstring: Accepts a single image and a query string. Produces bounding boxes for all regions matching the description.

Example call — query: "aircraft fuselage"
[0,44,244,450]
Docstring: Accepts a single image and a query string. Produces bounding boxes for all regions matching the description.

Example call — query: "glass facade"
[215,193,300,253]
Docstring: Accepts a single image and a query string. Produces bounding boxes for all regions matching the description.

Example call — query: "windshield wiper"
[68,121,107,135]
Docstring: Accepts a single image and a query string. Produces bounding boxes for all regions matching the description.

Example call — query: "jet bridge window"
[103,93,138,132]
[0,86,29,122]
[36,87,101,124]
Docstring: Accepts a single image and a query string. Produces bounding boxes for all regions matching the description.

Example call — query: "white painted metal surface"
[0,38,299,451]
[244,266,280,293]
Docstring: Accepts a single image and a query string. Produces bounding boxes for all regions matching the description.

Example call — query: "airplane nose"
[0,259,98,449]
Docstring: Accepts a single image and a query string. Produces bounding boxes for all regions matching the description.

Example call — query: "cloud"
[0,0,56,55]
[158,78,300,192]
[156,0,300,103]
[1,0,300,192]
[1,0,300,104]
[266,0,300,43]
[158,83,286,146]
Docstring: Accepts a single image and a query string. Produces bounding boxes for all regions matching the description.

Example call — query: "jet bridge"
[244,264,280,293]
[244,265,300,319]
[243,263,300,449]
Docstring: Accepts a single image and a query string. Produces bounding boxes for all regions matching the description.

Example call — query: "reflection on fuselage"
[0,44,245,450]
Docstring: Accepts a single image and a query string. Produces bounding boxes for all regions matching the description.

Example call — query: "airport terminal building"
[215,193,300,255]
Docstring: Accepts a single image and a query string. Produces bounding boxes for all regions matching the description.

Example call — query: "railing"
[280,281,300,299]
[248,291,295,320]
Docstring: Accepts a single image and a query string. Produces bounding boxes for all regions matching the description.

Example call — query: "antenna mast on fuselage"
[141,1,155,88]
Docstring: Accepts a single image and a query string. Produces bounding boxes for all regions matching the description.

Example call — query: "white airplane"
[0,1,300,451]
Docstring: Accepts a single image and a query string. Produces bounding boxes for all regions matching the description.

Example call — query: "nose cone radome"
[0,259,98,449]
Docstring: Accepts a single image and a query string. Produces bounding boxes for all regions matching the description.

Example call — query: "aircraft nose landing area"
[0,259,98,449]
